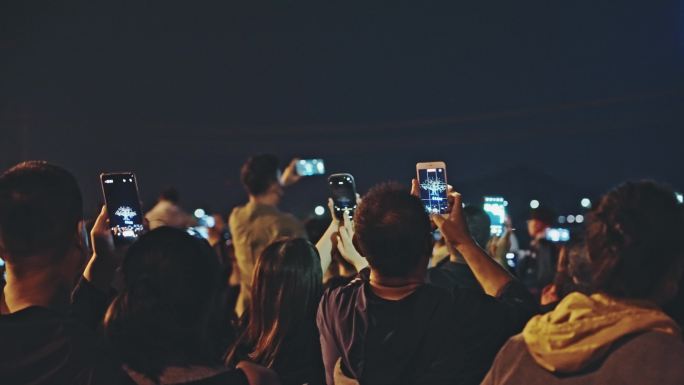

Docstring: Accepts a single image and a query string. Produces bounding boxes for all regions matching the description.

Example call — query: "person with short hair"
[518,205,560,294]
[144,187,196,230]
[427,205,493,291]
[104,227,278,385]
[0,161,126,385]
[316,182,536,385]
[229,155,307,316]
[482,181,684,385]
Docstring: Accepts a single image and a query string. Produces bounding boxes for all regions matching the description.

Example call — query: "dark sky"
[1,1,684,218]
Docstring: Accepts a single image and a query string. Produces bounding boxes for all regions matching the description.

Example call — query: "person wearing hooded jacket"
[482,181,684,385]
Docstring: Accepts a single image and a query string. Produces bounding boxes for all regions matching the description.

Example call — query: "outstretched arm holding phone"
[433,197,513,296]
[411,179,514,296]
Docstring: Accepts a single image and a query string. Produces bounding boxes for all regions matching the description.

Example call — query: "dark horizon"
[2,1,683,219]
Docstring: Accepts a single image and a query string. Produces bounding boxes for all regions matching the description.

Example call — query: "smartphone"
[100,172,145,244]
[545,228,570,243]
[296,159,325,176]
[328,173,357,220]
[483,196,507,237]
[416,162,448,214]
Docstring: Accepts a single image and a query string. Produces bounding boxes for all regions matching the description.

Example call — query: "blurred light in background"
[530,200,540,209]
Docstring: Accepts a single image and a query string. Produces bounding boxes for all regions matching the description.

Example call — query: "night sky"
[1,1,683,220]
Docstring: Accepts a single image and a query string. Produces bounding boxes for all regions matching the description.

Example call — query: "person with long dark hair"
[103,227,277,385]
[227,238,325,385]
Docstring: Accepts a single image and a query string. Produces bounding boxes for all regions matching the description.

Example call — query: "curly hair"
[354,182,433,278]
[587,181,684,299]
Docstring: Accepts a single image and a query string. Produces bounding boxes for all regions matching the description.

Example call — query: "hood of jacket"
[523,292,680,373]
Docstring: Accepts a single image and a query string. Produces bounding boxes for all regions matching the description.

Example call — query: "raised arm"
[432,192,513,297]
[316,199,340,275]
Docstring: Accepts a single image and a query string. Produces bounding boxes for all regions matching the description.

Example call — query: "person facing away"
[316,182,537,385]
[226,238,325,385]
[145,187,196,230]
[517,205,559,294]
[229,154,307,316]
[103,226,278,385]
[539,237,592,312]
[427,205,493,291]
[0,161,126,385]
[482,181,684,385]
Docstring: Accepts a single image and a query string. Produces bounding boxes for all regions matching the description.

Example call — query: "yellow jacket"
[523,292,680,373]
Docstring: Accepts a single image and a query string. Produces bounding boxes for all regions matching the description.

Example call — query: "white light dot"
[567,215,575,224]
[194,208,206,218]
[581,198,591,208]
[558,216,566,224]
[576,214,584,223]
[677,193,683,204]
[530,200,540,209]
[314,205,326,216]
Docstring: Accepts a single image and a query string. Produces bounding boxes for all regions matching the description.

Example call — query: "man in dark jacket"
[0,161,126,385]
[316,182,537,385]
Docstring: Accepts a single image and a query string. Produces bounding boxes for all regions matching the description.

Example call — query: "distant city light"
[194,208,206,218]
[314,205,326,216]
[677,193,683,204]
[530,200,540,209]
[581,198,591,208]
[558,216,566,224]
[567,215,575,224]
[576,214,584,223]
[503,200,509,207]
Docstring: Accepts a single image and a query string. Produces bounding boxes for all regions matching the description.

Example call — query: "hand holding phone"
[416,162,448,214]
[100,172,145,244]
[328,173,358,220]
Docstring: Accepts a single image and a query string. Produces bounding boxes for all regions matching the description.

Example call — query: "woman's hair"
[104,227,229,381]
[587,181,684,300]
[553,237,592,299]
[227,238,322,368]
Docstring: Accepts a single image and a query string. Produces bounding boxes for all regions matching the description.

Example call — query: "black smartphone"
[100,172,145,244]
[328,173,357,220]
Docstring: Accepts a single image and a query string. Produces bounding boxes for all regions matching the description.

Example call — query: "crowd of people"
[0,156,683,385]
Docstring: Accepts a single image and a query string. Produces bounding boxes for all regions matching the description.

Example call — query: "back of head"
[240,154,280,196]
[463,205,491,248]
[0,161,83,262]
[587,181,684,301]
[104,227,225,380]
[238,238,322,366]
[159,187,180,204]
[555,238,592,298]
[529,205,556,226]
[354,182,433,278]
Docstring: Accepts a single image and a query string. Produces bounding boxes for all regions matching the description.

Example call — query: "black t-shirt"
[317,269,538,385]
[0,306,128,385]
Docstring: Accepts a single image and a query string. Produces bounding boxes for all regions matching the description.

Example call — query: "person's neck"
[249,194,278,207]
[2,261,70,314]
[369,269,426,301]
